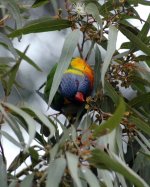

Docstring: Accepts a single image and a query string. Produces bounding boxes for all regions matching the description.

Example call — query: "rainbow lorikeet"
[39,57,94,115]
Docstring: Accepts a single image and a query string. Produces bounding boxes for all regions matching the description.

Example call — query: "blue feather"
[59,73,91,100]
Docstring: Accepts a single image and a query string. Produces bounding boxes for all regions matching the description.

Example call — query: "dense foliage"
[0,0,150,187]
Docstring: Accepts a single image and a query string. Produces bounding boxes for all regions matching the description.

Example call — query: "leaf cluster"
[0,0,150,187]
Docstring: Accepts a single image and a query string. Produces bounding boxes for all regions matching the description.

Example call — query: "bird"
[59,57,94,104]
[38,57,94,136]
[39,57,94,114]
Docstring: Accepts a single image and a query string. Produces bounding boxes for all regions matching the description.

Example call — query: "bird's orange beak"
[75,92,85,102]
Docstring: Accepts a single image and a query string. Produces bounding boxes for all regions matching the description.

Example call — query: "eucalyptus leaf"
[9,180,18,187]
[8,151,29,172]
[129,116,150,135]
[32,0,49,8]
[0,155,8,187]
[0,104,25,147]
[0,130,23,149]
[85,3,103,30]
[135,136,150,154]
[138,0,150,5]
[66,152,82,187]
[98,169,113,187]
[119,26,150,56]
[46,158,66,187]
[48,29,80,106]
[94,45,102,92]
[4,62,20,96]
[8,18,72,38]
[136,130,150,149]
[23,106,56,139]
[81,166,100,187]
[20,173,34,187]
[129,92,150,107]
[93,97,125,137]
[2,103,36,152]
[16,48,42,72]
[1,0,22,29]
[0,57,15,63]
[104,80,119,105]
[101,24,118,88]
[89,149,149,187]
[0,32,18,59]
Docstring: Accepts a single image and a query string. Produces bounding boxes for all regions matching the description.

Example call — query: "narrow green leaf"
[50,0,58,13]
[0,32,18,59]
[116,126,124,160]
[116,173,128,187]
[48,29,80,106]
[32,0,49,8]
[119,26,150,56]
[0,131,22,149]
[46,158,66,187]
[129,93,150,107]
[5,63,20,96]
[29,147,39,162]
[0,155,7,187]
[138,0,150,5]
[8,18,72,38]
[50,143,59,161]
[20,173,34,187]
[135,136,150,153]
[8,152,29,172]
[0,57,15,63]
[0,104,25,147]
[81,166,100,187]
[98,169,113,187]
[1,0,22,29]
[140,14,150,41]
[89,149,149,187]
[85,3,103,29]
[2,103,36,152]
[24,106,56,139]
[130,116,150,135]
[136,131,150,149]
[104,80,119,105]
[66,152,82,187]
[101,25,118,88]
[16,48,42,72]
[44,63,57,102]
[9,180,18,187]
[2,45,31,96]
[93,97,125,137]
[94,45,102,92]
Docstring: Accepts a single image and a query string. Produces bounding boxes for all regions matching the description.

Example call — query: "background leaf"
[2,103,36,152]
[32,0,49,8]
[93,97,125,137]
[1,0,22,29]
[0,32,18,59]
[66,152,82,187]
[8,18,72,38]
[0,155,8,187]
[89,149,149,187]
[46,158,66,187]
[48,29,80,106]
[20,173,34,187]
[101,24,118,88]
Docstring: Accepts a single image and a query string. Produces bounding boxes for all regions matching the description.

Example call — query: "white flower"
[72,2,86,16]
